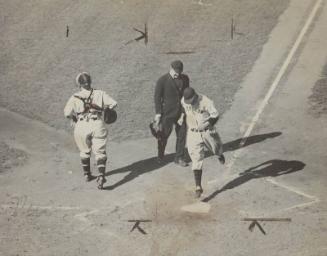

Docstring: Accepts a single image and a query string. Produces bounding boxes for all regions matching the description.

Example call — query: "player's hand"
[177,113,184,126]
[197,121,210,131]
[70,120,76,128]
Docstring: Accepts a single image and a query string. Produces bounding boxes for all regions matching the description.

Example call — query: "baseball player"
[64,72,117,189]
[179,87,225,198]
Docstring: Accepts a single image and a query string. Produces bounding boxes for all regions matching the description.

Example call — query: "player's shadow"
[202,159,305,202]
[222,131,281,153]
[198,131,282,160]
[103,131,282,190]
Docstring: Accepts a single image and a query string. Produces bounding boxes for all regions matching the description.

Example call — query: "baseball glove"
[103,108,117,124]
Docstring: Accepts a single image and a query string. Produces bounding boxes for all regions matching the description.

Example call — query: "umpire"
[154,60,189,166]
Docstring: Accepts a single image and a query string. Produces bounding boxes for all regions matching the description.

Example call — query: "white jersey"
[64,88,117,119]
[181,94,219,130]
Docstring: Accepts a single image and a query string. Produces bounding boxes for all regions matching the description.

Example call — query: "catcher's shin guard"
[96,158,107,189]
[81,158,92,182]
[193,169,203,198]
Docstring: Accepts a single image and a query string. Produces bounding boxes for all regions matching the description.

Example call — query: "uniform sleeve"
[205,97,219,125]
[103,92,117,109]
[154,77,164,114]
[180,98,186,113]
[64,96,75,118]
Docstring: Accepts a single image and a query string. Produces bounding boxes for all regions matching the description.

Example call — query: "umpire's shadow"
[202,159,305,202]
[103,131,282,190]
[103,153,175,190]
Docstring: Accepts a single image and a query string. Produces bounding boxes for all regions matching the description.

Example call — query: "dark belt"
[78,116,99,121]
[190,127,211,132]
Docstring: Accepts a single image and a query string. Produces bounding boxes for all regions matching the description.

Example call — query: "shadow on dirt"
[103,153,175,190]
[222,131,282,153]
[202,159,305,202]
[199,131,282,160]
[103,131,282,190]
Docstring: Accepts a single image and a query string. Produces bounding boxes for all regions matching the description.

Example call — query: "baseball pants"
[74,119,108,167]
[187,129,223,170]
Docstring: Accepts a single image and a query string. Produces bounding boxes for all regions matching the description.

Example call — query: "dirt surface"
[0,0,289,141]
[308,62,327,117]
[0,142,28,173]
[1,0,327,256]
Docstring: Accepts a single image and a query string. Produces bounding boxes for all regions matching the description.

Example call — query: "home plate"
[180,202,211,214]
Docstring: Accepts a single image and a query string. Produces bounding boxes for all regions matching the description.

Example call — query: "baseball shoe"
[96,175,107,190]
[174,158,188,167]
[218,154,225,165]
[84,173,93,182]
[195,186,203,198]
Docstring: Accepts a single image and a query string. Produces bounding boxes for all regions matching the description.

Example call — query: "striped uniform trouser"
[186,128,223,170]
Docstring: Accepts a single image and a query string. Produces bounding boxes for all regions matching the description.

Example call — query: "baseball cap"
[183,87,198,104]
[171,60,183,73]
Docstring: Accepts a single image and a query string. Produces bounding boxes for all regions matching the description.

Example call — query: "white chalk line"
[265,178,320,213]
[208,0,323,186]
[2,198,145,238]
[0,197,144,215]
[0,204,82,211]
[265,178,318,200]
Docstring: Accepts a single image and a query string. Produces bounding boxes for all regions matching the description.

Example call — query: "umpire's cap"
[76,72,92,88]
[183,87,198,104]
[171,60,183,73]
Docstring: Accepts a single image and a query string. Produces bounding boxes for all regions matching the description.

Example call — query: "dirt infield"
[0,0,289,141]
[2,1,327,256]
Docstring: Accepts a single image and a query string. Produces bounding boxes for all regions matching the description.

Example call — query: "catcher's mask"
[149,121,163,139]
[76,72,92,89]
[103,108,117,124]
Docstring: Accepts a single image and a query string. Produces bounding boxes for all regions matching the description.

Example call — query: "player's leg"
[187,132,205,197]
[203,130,225,165]
[92,121,108,189]
[74,121,93,181]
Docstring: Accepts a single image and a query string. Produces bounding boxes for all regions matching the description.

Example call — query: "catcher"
[64,72,117,189]
[179,87,225,198]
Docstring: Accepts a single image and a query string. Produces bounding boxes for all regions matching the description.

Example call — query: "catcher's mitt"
[103,108,117,124]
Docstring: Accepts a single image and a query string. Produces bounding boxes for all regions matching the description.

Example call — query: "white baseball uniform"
[181,94,223,170]
[64,88,117,164]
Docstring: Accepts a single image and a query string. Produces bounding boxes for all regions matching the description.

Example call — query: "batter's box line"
[265,177,320,213]
[0,204,83,211]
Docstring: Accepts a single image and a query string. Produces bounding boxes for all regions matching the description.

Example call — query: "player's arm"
[64,96,75,118]
[103,92,117,109]
[64,96,78,123]
[177,101,186,126]
[206,98,219,126]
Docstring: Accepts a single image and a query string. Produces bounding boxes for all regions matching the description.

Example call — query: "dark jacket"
[154,73,189,119]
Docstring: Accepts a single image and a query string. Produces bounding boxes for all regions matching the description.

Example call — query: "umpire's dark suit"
[154,72,189,161]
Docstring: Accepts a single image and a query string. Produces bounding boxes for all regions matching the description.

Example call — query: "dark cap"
[171,60,183,73]
[183,87,198,104]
